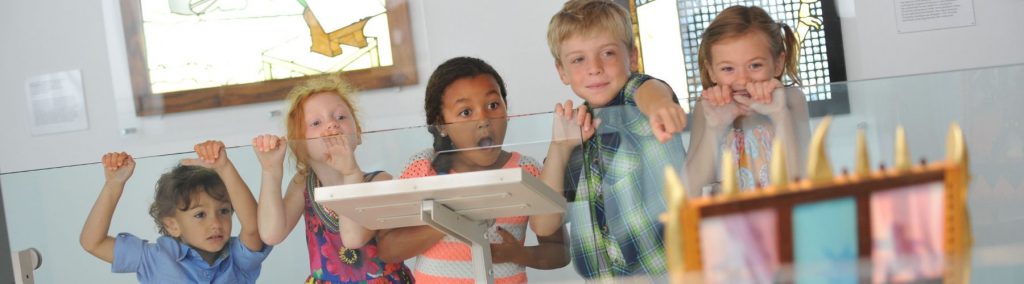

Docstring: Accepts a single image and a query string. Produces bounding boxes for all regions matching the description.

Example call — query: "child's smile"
[556,30,637,108]
[707,31,784,93]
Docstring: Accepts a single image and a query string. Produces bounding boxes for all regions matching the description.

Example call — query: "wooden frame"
[119,0,417,116]
[663,123,972,282]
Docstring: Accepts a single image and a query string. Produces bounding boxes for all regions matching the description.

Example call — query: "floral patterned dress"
[303,171,413,284]
[723,124,774,190]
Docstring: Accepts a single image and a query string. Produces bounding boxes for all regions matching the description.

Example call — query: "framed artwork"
[119,0,417,116]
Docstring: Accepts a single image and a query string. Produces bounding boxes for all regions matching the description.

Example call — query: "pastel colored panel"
[793,198,858,284]
[700,209,780,283]
[870,181,946,282]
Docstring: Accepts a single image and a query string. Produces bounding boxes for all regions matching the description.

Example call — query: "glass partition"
[682,63,1024,283]
[3,64,1024,282]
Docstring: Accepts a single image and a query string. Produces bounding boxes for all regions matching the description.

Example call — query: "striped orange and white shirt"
[399,149,542,284]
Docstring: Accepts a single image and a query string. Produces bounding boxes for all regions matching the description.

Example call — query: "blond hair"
[547,0,633,64]
[283,75,362,176]
[698,5,801,89]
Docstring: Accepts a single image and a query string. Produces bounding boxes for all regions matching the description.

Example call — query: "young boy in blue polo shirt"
[80,141,270,283]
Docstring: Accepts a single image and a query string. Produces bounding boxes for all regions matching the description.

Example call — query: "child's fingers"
[699,88,714,106]
[259,135,276,152]
[757,82,771,104]
[574,104,588,124]
[582,112,593,133]
[565,100,576,120]
[194,143,207,161]
[180,158,204,167]
[675,107,688,130]
[649,115,670,143]
[744,82,758,103]
[662,108,686,134]
[195,140,219,163]
[252,135,267,151]
[197,142,209,162]
[761,83,770,103]
[107,152,128,169]
[117,152,130,167]
[722,85,734,105]
[102,153,113,169]
[213,141,225,158]
[707,85,728,106]
[663,110,679,133]
[209,141,222,160]
[701,87,716,106]
[556,100,576,121]
[201,142,214,163]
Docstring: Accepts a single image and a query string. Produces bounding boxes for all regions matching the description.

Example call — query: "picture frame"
[119,0,417,116]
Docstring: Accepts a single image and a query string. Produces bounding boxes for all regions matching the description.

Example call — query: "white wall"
[839,0,1024,80]
[0,0,575,174]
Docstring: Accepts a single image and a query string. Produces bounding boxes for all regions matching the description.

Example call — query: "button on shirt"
[113,233,271,284]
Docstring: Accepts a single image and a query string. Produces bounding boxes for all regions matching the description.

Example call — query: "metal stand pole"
[420,200,493,283]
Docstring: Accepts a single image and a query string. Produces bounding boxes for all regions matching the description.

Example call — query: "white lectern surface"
[314,167,567,230]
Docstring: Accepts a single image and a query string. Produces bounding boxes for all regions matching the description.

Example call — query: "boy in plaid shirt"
[546,0,688,279]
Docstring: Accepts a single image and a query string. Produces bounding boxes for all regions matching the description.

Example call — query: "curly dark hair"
[148,164,229,236]
[424,57,508,173]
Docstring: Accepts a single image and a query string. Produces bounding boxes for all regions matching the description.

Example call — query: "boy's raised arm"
[185,141,263,252]
[635,80,687,143]
[80,152,135,263]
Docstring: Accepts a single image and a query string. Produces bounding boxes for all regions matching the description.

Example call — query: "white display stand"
[315,168,567,283]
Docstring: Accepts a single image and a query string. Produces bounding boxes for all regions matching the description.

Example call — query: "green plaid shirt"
[564,73,686,279]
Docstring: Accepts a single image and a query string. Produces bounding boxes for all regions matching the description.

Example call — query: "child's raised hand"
[744,79,782,105]
[644,101,687,144]
[700,85,747,129]
[252,134,287,171]
[323,134,360,176]
[734,81,787,118]
[183,140,229,170]
[702,84,735,107]
[552,100,599,150]
[101,152,135,184]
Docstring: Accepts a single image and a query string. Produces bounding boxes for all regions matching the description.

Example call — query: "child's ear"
[703,60,718,85]
[774,51,787,77]
[438,125,448,138]
[354,125,363,146]
[555,60,571,85]
[629,45,640,73]
[162,217,181,238]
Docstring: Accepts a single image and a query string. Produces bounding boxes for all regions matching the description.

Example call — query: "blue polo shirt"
[112,233,271,284]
